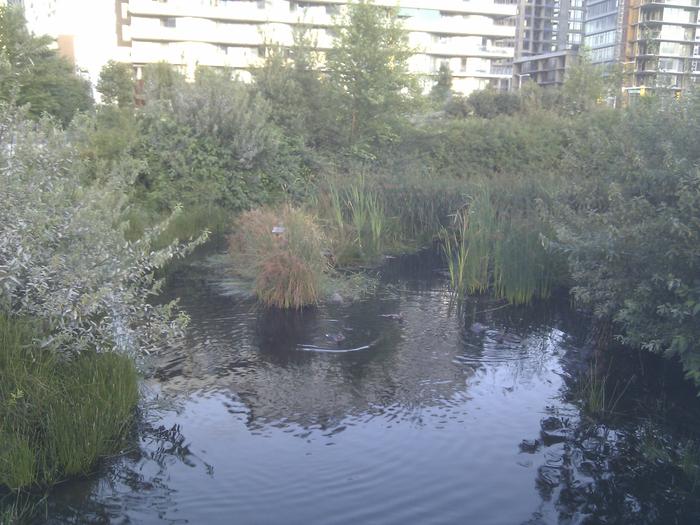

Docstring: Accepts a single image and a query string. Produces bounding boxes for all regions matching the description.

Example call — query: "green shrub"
[228,206,328,308]
[0,315,139,490]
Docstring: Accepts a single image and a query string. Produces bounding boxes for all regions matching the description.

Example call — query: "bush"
[0,315,138,490]
[0,105,203,356]
[553,93,700,384]
[228,206,328,308]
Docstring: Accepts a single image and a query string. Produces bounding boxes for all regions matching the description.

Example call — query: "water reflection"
[31,250,700,524]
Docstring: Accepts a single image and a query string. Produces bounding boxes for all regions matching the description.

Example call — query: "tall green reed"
[440,185,559,305]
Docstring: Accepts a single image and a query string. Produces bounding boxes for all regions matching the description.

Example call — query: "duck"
[325,332,346,344]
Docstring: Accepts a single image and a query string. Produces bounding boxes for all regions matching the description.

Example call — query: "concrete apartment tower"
[4,0,129,86]
[512,0,584,87]
[5,0,520,96]
[624,0,700,95]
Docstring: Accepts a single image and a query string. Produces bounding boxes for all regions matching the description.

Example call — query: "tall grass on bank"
[577,358,633,419]
[0,315,139,491]
[228,206,328,308]
[318,176,464,265]
[125,204,230,247]
[440,184,560,305]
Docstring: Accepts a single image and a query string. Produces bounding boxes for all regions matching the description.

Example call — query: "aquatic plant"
[577,358,632,418]
[228,206,328,308]
[0,315,139,490]
[440,182,560,305]
[320,175,459,265]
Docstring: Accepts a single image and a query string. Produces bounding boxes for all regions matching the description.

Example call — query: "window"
[161,17,176,28]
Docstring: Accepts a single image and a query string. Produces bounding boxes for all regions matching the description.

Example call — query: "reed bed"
[440,181,562,305]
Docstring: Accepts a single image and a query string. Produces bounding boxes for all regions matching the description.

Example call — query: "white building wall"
[12,0,517,95]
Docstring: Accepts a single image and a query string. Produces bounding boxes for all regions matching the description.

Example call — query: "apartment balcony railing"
[490,64,513,75]
[639,0,700,7]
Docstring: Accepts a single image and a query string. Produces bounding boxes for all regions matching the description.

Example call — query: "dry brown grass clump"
[228,206,328,308]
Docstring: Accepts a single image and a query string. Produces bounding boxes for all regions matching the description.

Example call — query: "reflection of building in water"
[152,258,569,433]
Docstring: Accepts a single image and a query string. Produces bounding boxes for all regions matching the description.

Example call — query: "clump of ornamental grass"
[0,315,139,491]
[228,206,328,308]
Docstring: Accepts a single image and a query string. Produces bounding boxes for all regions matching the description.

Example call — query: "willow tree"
[326,0,417,157]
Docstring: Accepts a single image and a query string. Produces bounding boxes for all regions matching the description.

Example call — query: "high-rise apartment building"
[583,0,627,66]
[117,0,517,94]
[5,0,129,84]
[624,0,700,92]
[512,0,583,87]
[515,0,584,56]
[6,0,518,96]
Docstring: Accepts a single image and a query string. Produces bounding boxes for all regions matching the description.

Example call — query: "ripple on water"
[45,252,685,525]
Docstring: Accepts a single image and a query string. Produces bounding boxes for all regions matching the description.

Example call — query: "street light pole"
[516,73,530,90]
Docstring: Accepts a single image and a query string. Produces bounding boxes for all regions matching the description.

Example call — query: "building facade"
[582,0,628,66]
[513,0,583,87]
[514,0,584,56]
[513,48,577,86]
[624,0,700,92]
[117,0,517,94]
[7,0,518,95]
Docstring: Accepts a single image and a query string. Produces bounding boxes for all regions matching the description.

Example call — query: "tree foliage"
[326,0,417,155]
[0,6,92,126]
[466,88,521,118]
[431,62,453,105]
[133,67,282,212]
[554,94,700,384]
[97,60,134,107]
[0,105,204,356]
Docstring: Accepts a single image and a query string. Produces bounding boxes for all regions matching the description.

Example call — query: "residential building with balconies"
[115,0,517,95]
[624,0,700,91]
[513,0,583,87]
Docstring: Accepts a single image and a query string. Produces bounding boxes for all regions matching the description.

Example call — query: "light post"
[516,73,530,90]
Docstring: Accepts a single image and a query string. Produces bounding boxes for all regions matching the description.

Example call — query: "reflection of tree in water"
[524,422,700,524]
[152,252,576,434]
[523,344,700,524]
[45,415,213,524]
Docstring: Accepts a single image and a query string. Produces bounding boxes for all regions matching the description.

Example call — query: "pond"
[42,251,700,524]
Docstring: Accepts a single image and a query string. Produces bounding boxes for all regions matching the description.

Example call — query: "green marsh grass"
[0,315,139,491]
[578,358,633,419]
[228,206,328,308]
[320,176,461,265]
[440,181,561,305]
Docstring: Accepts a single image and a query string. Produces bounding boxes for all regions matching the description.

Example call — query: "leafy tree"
[431,62,452,105]
[0,5,92,126]
[0,104,203,356]
[141,62,187,103]
[560,53,606,114]
[326,0,417,155]
[97,60,134,107]
[253,27,331,152]
[466,88,521,118]
[554,94,700,384]
[133,68,280,213]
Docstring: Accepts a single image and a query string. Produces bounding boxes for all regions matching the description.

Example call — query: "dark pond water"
[37,251,700,524]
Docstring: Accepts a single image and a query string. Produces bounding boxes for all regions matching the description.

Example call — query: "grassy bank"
[0,315,139,491]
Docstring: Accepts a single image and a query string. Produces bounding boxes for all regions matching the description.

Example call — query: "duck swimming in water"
[325,332,346,343]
